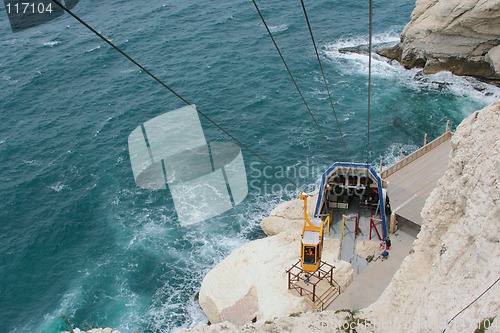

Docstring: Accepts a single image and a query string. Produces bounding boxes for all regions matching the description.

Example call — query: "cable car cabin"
[299,192,327,272]
[301,220,323,272]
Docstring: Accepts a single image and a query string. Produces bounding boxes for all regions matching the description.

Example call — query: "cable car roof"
[303,230,320,245]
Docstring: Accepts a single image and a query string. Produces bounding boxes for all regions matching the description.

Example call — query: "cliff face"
[363,100,500,331]
[379,0,500,82]
[179,101,500,333]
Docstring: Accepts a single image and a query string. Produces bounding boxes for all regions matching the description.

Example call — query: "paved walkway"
[327,229,416,311]
[383,134,451,226]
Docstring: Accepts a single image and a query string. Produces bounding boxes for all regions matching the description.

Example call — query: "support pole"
[390,212,397,234]
[424,133,428,145]
[355,215,359,238]
[369,216,383,240]
[327,211,333,237]
[341,214,345,238]
[369,219,373,240]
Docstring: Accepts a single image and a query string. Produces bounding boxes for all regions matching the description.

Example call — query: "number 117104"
[6,2,53,14]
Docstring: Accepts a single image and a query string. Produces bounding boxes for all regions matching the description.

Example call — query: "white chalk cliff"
[179,101,500,333]
[379,0,500,82]
[362,100,500,331]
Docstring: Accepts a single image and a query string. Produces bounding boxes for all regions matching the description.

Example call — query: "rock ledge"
[378,0,500,84]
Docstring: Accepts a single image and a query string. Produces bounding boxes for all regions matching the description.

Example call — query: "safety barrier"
[381,131,453,179]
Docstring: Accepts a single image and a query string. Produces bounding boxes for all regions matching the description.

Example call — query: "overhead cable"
[367,0,373,164]
[251,0,328,140]
[299,0,348,156]
[51,0,300,188]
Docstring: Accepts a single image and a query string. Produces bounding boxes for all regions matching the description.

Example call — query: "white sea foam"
[413,71,500,105]
[49,182,70,192]
[323,31,500,105]
[86,45,102,53]
[324,30,400,52]
[23,159,41,166]
[2,75,18,85]
[106,176,292,332]
[43,41,60,47]
[120,68,136,74]
[37,285,83,333]
[378,142,419,168]
[269,24,288,33]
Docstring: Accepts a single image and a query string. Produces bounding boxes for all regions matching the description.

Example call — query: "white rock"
[198,192,351,326]
[363,101,500,331]
[356,240,383,260]
[380,0,500,79]
[260,194,318,236]
[182,101,500,333]
[486,45,500,75]
[198,232,309,325]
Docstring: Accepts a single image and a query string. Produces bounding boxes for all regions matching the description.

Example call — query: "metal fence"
[381,131,453,179]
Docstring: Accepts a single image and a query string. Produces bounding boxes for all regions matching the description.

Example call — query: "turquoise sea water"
[1,1,499,332]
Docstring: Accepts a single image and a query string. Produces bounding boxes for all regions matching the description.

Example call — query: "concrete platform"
[327,228,416,311]
[383,132,452,226]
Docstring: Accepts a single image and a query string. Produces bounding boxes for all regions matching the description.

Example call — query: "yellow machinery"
[299,192,331,272]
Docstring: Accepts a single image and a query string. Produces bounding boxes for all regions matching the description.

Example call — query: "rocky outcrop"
[362,100,500,331]
[179,101,500,333]
[378,0,500,82]
[198,231,309,326]
[196,193,354,326]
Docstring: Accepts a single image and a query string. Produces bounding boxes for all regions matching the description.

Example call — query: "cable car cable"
[251,0,328,140]
[51,0,300,189]
[367,0,373,164]
[442,276,499,333]
[299,0,348,156]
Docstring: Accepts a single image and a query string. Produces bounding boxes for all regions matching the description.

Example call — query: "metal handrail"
[381,131,452,179]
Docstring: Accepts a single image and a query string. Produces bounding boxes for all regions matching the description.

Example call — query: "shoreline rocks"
[377,0,500,85]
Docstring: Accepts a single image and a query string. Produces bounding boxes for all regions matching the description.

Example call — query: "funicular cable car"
[299,193,330,272]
